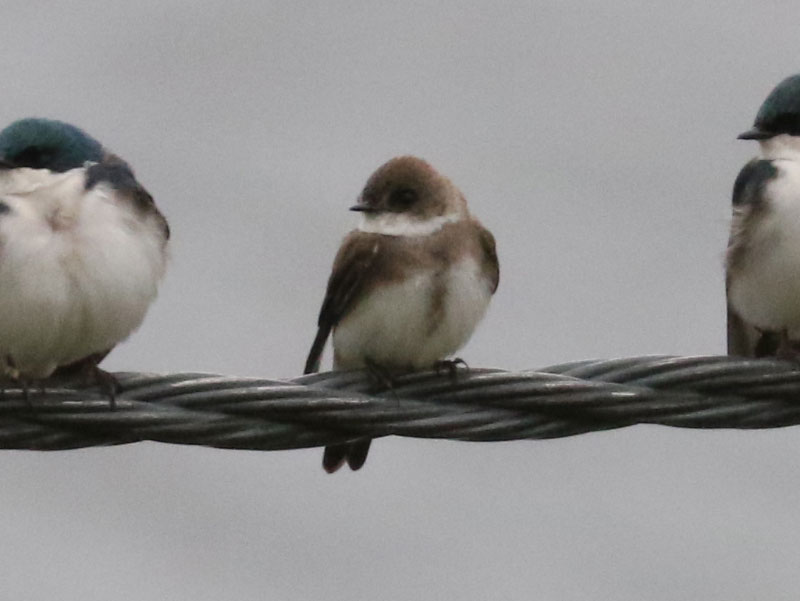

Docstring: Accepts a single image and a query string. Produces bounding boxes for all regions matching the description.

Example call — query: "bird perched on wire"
[304,156,499,472]
[727,74,800,359]
[0,117,169,392]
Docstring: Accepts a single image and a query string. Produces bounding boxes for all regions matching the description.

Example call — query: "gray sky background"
[2,2,799,599]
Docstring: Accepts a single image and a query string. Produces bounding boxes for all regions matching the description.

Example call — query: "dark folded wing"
[304,233,381,373]
[86,155,170,241]
[726,159,776,357]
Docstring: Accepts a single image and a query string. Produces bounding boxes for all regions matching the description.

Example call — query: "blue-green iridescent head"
[0,117,104,171]
[740,74,800,140]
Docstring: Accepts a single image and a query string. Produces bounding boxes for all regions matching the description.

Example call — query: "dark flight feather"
[726,159,778,357]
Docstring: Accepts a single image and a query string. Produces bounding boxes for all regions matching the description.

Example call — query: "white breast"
[0,167,167,378]
[728,159,800,335]
[332,255,493,369]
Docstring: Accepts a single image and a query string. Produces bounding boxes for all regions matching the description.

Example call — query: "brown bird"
[304,156,499,472]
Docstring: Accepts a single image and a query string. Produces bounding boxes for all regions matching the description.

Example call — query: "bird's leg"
[21,380,31,406]
[775,329,800,362]
[434,357,470,380]
[50,351,118,408]
[72,362,120,409]
[92,367,120,409]
[363,357,396,390]
[754,328,780,358]
[3,355,32,407]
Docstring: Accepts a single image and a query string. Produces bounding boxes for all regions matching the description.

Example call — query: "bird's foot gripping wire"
[774,329,800,364]
[434,357,469,380]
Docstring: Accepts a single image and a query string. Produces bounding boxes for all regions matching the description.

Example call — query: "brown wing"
[476,221,499,294]
[304,232,382,374]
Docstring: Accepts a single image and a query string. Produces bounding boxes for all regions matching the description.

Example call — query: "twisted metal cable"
[3,355,800,451]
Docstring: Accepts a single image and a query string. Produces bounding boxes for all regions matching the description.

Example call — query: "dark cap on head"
[0,117,104,172]
[739,74,800,140]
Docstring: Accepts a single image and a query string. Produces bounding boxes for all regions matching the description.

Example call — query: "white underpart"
[729,157,800,336]
[0,167,167,378]
[332,255,493,369]
[759,134,800,160]
[358,212,462,237]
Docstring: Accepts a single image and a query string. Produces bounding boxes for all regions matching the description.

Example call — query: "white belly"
[0,169,167,377]
[729,161,800,335]
[332,256,493,369]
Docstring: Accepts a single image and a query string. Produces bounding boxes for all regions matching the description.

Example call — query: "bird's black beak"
[738,127,774,140]
[349,203,376,212]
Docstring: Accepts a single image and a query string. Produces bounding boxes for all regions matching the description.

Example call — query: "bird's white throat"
[357,212,462,237]
[759,134,800,160]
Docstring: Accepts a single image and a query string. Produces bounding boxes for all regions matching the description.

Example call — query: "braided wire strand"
[2,355,800,451]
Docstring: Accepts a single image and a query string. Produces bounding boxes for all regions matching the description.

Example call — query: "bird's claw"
[434,357,469,380]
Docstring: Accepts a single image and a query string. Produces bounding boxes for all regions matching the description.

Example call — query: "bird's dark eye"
[13,147,53,170]
[389,187,418,209]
